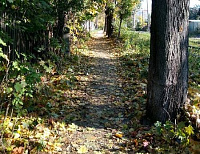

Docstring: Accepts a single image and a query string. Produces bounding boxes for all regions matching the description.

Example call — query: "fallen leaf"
[67,123,78,132]
[77,145,88,153]
[12,147,24,154]
[131,131,137,137]
[115,133,123,138]
[143,141,149,147]
[133,139,138,147]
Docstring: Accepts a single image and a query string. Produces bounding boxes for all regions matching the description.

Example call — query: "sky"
[190,0,200,7]
[141,0,200,11]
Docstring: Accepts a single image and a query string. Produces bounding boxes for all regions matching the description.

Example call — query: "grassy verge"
[189,38,200,47]
[117,29,200,153]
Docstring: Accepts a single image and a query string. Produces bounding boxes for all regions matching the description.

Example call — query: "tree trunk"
[132,12,136,30]
[105,7,113,38]
[56,0,65,39]
[89,20,91,32]
[95,15,98,29]
[57,13,65,38]
[146,0,189,123]
[118,17,123,38]
[104,13,107,32]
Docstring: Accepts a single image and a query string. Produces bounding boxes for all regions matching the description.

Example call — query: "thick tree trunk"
[146,0,189,123]
[105,7,113,38]
[57,13,65,38]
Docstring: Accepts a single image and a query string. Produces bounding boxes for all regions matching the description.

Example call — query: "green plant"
[154,121,194,147]
[0,38,9,74]
[8,61,41,115]
[0,49,42,115]
[114,23,150,53]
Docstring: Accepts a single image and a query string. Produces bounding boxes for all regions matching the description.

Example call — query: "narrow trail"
[66,31,130,153]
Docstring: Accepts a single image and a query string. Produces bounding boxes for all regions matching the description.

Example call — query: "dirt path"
[64,31,130,153]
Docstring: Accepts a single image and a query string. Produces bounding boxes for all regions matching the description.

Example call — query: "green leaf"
[177,121,185,129]
[0,52,9,62]
[7,0,14,3]
[6,87,13,94]
[164,121,173,130]
[0,38,6,46]
[154,121,162,127]
[21,80,27,88]
[14,82,23,92]
[13,61,20,71]
[178,134,186,141]
[185,125,194,136]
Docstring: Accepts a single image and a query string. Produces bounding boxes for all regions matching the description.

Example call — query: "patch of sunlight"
[90,30,105,38]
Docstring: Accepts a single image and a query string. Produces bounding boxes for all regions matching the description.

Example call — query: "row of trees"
[104,0,140,38]
[0,0,142,60]
[1,0,191,125]
[0,0,105,60]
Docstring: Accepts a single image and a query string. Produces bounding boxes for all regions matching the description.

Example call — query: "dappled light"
[0,0,200,153]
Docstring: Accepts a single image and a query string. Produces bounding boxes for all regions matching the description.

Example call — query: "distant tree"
[54,0,84,39]
[105,1,115,38]
[116,0,140,38]
[189,5,200,20]
[146,0,189,123]
[132,2,141,30]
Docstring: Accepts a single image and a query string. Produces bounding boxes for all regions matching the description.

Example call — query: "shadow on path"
[58,33,133,152]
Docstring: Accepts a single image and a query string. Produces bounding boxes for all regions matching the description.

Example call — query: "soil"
[63,31,130,153]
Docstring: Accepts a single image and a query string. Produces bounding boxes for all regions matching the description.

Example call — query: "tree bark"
[105,7,113,38]
[55,0,65,39]
[118,17,122,38]
[95,15,98,29]
[132,12,136,30]
[89,20,91,32]
[146,0,189,123]
[104,15,107,32]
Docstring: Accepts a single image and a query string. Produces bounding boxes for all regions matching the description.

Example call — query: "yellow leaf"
[77,145,88,153]
[115,133,123,138]
[185,125,194,135]
[67,123,78,132]
[35,133,43,139]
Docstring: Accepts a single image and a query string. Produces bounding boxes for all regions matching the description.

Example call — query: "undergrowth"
[0,34,90,153]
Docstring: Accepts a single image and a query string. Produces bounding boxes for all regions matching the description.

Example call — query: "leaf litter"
[0,31,200,153]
